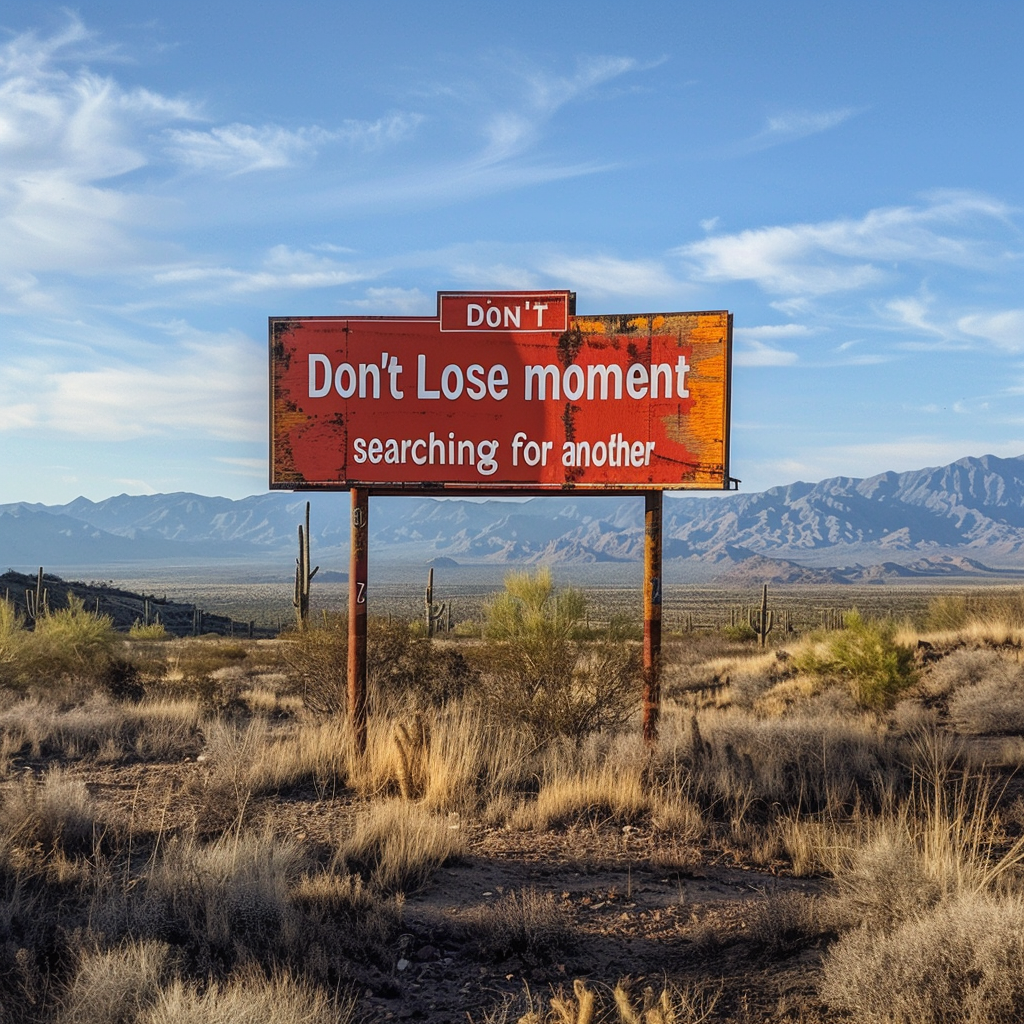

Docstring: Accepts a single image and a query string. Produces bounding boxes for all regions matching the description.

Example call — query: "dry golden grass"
[0,694,204,763]
[822,892,1024,1024]
[334,797,465,894]
[922,620,1024,648]
[459,887,575,963]
[0,766,105,861]
[144,968,354,1024]
[344,701,536,813]
[197,715,350,805]
[9,605,1024,1024]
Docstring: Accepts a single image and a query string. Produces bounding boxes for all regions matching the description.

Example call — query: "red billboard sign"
[270,292,731,493]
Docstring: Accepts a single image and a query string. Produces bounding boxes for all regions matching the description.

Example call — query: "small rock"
[396,958,410,972]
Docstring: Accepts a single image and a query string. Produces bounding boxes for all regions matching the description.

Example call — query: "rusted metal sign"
[270,292,732,493]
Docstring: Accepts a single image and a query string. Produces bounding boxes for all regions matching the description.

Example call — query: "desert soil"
[50,757,831,1023]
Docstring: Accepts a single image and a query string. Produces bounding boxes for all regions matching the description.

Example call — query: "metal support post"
[642,489,663,744]
[348,488,369,754]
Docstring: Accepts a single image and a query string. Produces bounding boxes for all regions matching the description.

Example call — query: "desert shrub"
[822,892,1024,1024]
[829,831,943,933]
[335,798,464,894]
[946,671,1024,737]
[286,615,463,715]
[144,967,351,1024]
[926,589,1024,633]
[922,647,1009,699]
[794,611,917,709]
[475,568,640,738]
[459,887,574,962]
[937,655,1024,737]
[103,658,146,703]
[407,643,478,707]
[0,767,102,858]
[12,595,119,689]
[722,622,758,643]
[282,616,348,716]
[746,890,831,955]
[365,615,419,692]
[56,940,172,1024]
[138,832,306,974]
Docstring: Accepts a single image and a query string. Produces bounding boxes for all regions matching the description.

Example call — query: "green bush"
[3,594,120,689]
[722,622,758,643]
[794,611,917,710]
[476,568,639,738]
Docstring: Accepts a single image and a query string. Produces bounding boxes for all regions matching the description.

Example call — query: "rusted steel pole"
[642,489,663,744]
[348,487,369,754]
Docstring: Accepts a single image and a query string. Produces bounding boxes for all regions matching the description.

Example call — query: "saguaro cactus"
[423,567,449,637]
[752,582,775,648]
[25,567,48,626]
[293,501,319,629]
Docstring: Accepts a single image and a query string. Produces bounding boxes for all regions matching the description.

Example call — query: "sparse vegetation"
[475,568,640,737]
[793,609,918,708]
[5,579,1024,1022]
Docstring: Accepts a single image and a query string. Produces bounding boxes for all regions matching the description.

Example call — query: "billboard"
[270,291,732,493]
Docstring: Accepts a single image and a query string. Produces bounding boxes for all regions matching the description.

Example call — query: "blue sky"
[1,1,1022,504]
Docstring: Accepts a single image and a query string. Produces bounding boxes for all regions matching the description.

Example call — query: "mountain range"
[3,453,1024,578]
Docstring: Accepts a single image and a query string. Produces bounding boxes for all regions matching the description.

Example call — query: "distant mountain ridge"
[2,453,1024,573]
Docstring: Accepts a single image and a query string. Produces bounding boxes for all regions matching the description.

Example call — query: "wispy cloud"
[0,327,264,441]
[309,54,641,210]
[538,255,680,298]
[734,341,799,367]
[150,245,375,300]
[0,16,198,289]
[744,107,859,151]
[0,18,647,298]
[346,288,434,314]
[677,192,1018,298]
[732,324,809,367]
[958,310,1024,353]
[163,114,424,175]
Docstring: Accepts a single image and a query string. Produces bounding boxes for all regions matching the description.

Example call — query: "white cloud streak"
[958,310,1024,353]
[0,329,264,441]
[163,113,424,175]
[744,107,858,151]
[677,192,1016,298]
[150,245,375,299]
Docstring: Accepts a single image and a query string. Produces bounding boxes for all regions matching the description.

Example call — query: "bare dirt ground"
[47,756,832,1023]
